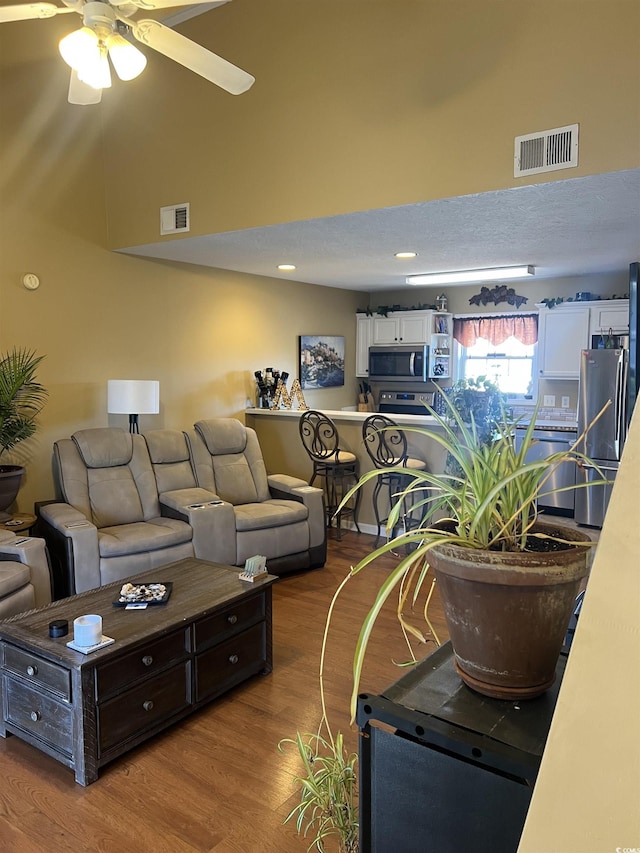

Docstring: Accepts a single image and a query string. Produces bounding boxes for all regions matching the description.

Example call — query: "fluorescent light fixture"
[406,265,535,286]
[277,264,296,271]
[394,251,417,259]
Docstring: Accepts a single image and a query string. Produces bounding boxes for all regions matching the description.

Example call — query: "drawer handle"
[227,614,238,625]
[142,655,153,667]
[143,700,154,712]
[30,710,41,722]
[228,654,239,665]
[26,664,38,677]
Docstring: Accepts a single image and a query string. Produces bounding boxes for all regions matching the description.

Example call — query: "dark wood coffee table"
[0,557,276,785]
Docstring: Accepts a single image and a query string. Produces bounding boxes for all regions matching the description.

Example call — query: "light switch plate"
[561,396,571,408]
[543,395,556,407]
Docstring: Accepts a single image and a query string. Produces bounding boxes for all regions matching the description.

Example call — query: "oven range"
[378,390,439,415]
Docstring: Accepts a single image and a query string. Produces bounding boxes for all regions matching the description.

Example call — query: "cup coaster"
[66,635,115,654]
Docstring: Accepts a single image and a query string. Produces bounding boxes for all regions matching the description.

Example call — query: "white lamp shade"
[107,380,159,415]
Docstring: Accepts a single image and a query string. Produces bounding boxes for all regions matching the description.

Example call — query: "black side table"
[357,641,567,853]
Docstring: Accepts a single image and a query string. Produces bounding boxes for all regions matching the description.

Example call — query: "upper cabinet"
[537,304,590,379]
[429,312,453,379]
[588,300,629,340]
[537,300,629,380]
[371,311,431,345]
[356,314,374,377]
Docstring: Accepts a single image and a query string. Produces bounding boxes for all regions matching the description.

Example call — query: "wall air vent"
[514,124,579,177]
[160,202,190,235]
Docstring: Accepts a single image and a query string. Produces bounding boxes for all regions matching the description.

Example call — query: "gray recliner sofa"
[36,421,326,599]
[0,531,51,617]
[37,428,194,596]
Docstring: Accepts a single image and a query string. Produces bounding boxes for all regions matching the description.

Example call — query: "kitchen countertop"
[246,407,442,427]
[247,407,578,431]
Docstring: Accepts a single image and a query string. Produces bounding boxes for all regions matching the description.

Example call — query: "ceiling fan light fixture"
[406,265,535,286]
[107,33,147,81]
[59,26,99,71]
[78,43,112,89]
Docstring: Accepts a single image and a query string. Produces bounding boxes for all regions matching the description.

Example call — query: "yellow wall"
[101,0,640,250]
[0,58,360,514]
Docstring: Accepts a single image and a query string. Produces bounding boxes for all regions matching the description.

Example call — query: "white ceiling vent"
[160,203,190,236]
[514,124,579,177]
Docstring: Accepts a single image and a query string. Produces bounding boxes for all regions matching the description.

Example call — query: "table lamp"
[107,380,159,433]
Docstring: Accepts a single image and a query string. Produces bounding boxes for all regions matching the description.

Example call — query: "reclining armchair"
[0,531,51,618]
[184,418,326,575]
[36,428,194,597]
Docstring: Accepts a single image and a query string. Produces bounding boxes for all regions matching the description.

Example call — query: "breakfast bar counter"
[245,408,448,533]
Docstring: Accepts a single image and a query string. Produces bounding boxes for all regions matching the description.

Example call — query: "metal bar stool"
[299,410,361,540]
[362,414,427,546]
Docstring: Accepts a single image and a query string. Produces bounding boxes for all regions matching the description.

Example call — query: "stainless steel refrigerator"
[575,347,628,527]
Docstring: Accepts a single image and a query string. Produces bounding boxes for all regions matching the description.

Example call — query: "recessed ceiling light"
[394,252,417,259]
[406,265,535,286]
[277,264,296,271]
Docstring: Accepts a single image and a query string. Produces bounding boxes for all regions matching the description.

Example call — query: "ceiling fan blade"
[68,69,102,105]
[130,19,254,95]
[113,0,218,8]
[0,2,76,22]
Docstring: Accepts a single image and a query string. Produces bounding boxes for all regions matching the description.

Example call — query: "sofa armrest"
[0,535,52,607]
[268,475,326,549]
[159,488,237,565]
[37,502,100,597]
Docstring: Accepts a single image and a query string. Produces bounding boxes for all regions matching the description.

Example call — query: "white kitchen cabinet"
[356,314,374,377]
[371,311,431,345]
[537,304,590,379]
[588,299,629,340]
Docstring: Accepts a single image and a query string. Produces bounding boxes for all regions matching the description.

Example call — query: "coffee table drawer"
[194,595,265,651]
[98,661,191,753]
[95,628,189,699]
[195,622,265,702]
[5,678,73,755]
[3,646,71,700]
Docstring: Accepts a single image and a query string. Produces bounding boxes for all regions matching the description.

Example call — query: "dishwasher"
[515,426,578,515]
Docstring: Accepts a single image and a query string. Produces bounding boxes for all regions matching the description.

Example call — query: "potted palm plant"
[0,348,48,520]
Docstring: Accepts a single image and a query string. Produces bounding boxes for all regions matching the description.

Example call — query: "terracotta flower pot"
[429,522,591,700]
[0,465,24,521]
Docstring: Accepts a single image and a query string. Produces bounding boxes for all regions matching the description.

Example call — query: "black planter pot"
[0,465,24,522]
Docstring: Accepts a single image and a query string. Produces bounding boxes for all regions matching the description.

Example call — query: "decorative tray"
[113,581,173,607]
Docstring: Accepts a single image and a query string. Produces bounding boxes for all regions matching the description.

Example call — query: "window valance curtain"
[453,314,538,348]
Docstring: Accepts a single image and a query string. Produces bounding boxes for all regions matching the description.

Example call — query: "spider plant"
[279,574,359,853]
[335,388,609,719]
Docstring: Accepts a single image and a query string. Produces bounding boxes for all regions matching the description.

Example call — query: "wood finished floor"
[0,532,449,853]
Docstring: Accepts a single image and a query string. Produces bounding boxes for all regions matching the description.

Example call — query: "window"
[453,314,538,399]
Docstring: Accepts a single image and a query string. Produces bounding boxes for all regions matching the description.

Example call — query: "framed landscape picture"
[299,335,345,389]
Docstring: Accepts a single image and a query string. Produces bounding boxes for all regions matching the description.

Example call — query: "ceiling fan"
[0,0,255,104]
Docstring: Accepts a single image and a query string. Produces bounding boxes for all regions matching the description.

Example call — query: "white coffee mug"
[73,614,102,647]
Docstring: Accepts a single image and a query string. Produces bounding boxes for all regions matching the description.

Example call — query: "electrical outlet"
[543,395,556,407]
[561,396,571,408]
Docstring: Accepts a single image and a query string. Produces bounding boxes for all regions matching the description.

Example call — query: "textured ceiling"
[121,169,640,292]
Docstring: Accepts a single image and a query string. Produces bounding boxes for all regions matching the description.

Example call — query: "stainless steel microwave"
[368,345,429,383]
